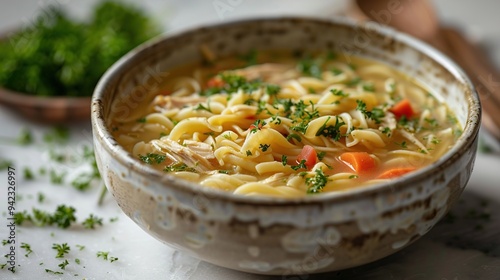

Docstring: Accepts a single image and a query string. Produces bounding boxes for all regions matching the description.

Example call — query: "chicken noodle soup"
[110,51,462,197]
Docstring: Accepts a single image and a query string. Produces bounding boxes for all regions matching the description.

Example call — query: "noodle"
[110,51,462,197]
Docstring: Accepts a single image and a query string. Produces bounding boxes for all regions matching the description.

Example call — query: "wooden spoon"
[349,0,500,140]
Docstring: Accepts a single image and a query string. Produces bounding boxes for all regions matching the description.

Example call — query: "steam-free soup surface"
[111,51,461,198]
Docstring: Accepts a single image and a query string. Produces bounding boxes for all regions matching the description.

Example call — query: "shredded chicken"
[151,138,219,171]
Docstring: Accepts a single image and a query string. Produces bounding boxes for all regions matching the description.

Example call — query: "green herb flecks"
[163,163,196,173]
[315,116,345,141]
[0,2,160,97]
[306,168,329,194]
[139,153,166,165]
[52,243,70,258]
[82,214,103,229]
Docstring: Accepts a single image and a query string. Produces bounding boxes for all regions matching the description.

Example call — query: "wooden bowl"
[0,87,91,123]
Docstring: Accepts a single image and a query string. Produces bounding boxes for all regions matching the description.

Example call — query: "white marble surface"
[1,1,500,279]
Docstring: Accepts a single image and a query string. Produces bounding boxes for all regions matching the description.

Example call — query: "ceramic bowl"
[91,17,481,275]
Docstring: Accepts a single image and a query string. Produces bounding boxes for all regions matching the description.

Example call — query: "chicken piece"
[151,138,218,171]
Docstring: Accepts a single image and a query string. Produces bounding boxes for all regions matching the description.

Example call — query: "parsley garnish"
[97,251,118,262]
[291,160,307,171]
[163,163,196,172]
[194,103,212,112]
[24,168,35,180]
[346,77,361,86]
[14,205,78,228]
[362,83,375,92]
[331,68,343,76]
[259,144,270,152]
[306,168,329,194]
[52,243,70,258]
[330,89,348,97]
[58,259,69,270]
[82,214,103,229]
[315,116,345,141]
[20,243,33,257]
[17,128,34,145]
[139,153,166,165]
[395,141,408,148]
[356,100,385,124]
[45,269,63,275]
[281,155,288,166]
[52,205,77,228]
[317,151,326,161]
[0,159,13,170]
[297,58,322,79]
[265,84,281,96]
[286,133,302,142]
[246,150,252,156]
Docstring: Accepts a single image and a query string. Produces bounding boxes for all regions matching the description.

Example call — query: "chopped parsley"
[395,141,408,148]
[194,103,211,112]
[58,259,69,270]
[346,77,361,86]
[97,251,118,262]
[216,74,262,94]
[14,205,77,229]
[0,159,12,170]
[265,84,281,96]
[20,243,33,257]
[49,169,66,184]
[331,68,343,76]
[315,116,345,141]
[356,100,385,124]
[23,168,35,180]
[281,155,288,166]
[317,151,326,161]
[163,163,196,172]
[139,153,166,165]
[297,58,322,79]
[17,128,34,145]
[330,89,348,97]
[52,243,70,258]
[45,269,63,275]
[291,160,307,171]
[362,83,375,92]
[306,168,329,194]
[259,144,270,152]
[82,214,103,229]
[286,133,302,142]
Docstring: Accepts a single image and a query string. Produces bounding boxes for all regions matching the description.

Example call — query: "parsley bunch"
[0,1,160,97]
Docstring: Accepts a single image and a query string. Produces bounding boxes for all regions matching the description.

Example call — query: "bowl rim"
[91,16,481,206]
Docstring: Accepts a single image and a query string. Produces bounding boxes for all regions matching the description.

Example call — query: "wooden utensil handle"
[440,28,500,140]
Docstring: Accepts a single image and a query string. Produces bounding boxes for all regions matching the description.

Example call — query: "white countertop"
[1,1,500,279]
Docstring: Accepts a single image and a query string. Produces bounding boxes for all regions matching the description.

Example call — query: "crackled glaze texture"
[91,17,481,275]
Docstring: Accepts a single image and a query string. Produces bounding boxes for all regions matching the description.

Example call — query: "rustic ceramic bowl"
[91,17,481,275]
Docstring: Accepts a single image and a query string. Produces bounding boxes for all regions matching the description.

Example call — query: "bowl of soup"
[91,17,480,275]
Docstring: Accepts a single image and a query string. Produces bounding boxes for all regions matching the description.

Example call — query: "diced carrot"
[340,152,376,174]
[377,167,416,179]
[297,145,318,170]
[390,99,414,119]
[207,77,225,88]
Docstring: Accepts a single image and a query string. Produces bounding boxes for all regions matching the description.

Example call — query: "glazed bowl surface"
[91,17,480,275]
